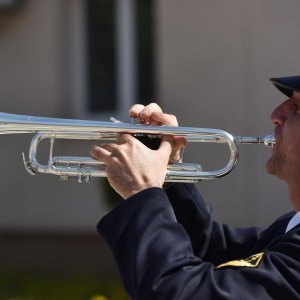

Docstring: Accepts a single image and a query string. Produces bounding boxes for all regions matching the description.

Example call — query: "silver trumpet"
[0,112,275,183]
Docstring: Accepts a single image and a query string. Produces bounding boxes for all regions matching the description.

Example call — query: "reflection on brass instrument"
[0,112,275,183]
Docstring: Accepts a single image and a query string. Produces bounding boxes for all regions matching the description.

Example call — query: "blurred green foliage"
[0,271,128,300]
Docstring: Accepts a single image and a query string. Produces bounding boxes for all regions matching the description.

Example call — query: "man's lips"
[274,127,282,144]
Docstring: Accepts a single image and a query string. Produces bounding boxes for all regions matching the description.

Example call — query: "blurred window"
[86,0,155,116]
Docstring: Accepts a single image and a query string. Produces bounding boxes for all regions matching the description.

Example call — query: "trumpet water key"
[0,112,275,183]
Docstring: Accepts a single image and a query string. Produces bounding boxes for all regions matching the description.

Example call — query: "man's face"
[266,92,300,183]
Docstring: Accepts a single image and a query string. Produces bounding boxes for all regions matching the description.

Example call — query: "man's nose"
[270,102,286,126]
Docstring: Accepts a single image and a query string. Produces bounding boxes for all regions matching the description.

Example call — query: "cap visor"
[270,76,300,97]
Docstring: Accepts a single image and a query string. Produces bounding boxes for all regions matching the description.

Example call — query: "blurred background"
[0,0,300,299]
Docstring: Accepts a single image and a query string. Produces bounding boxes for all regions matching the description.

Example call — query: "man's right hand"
[129,103,186,163]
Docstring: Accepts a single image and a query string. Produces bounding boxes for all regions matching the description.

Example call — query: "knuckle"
[169,114,178,124]
[126,137,136,147]
[137,105,145,111]
[147,102,162,112]
[130,104,145,115]
[111,147,121,156]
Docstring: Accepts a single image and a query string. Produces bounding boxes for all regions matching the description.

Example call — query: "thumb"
[158,135,173,157]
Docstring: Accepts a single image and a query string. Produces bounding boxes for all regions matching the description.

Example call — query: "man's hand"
[129,103,186,162]
[90,103,186,199]
[90,133,172,199]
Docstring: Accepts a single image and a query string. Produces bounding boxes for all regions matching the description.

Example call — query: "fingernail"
[90,145,102,154]
[90,145,100,149]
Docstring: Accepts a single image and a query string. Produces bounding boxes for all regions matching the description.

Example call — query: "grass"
[0,271,129,300]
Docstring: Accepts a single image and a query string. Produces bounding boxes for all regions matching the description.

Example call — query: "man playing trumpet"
[91,76,300,299]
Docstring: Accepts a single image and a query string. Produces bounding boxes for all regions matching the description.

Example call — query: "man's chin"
[265,158,286,181]
[265,158,277,175]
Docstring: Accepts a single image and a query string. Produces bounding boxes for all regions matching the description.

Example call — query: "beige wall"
[0,0,299,232]
[156,0,300,226]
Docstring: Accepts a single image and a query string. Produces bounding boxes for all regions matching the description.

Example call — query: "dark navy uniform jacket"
[98,183,300,299]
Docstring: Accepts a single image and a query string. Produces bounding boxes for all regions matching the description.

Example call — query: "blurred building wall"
[156,0,300,226]
[0,0,299,236]
[0,0,109,233]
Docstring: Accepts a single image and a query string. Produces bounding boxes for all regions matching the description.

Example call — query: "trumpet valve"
[60,174,91,183]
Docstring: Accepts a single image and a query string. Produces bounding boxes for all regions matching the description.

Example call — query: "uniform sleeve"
[97,187,300,300]
[165,183,263,264]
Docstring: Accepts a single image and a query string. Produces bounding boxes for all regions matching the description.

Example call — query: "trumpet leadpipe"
[234,135,275,147]
[186,134,275,147]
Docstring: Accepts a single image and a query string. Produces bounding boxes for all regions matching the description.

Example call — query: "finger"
[98,143,121,153]
[159,135,187,163]
[140,102,163,116]
[116,133,136,144]
[158,135,173,158]
[169,136,187,163]
[90,145,112,163]
[139,103,163,123]
[173,136,187,150]
[149,112,178,126]
[129,104,145,118]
